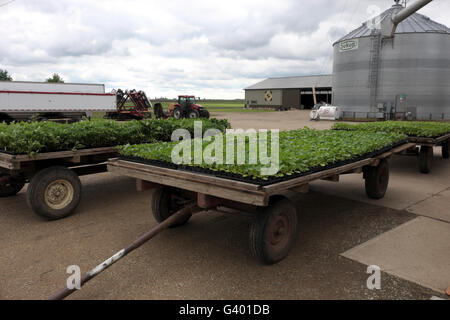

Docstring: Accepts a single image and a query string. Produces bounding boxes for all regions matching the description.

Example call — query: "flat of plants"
[0,118,230,156]
[119,129,407,186]
[333,121,450,138]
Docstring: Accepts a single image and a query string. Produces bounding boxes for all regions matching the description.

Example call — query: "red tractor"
[168,96,210,119]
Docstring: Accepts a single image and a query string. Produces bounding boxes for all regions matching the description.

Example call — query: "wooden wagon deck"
[0,147,118,170]
[107,143,414,206]
[407,132,450,146]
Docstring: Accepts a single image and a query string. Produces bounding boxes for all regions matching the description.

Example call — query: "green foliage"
[0,118,231,155]
[333,121,450,138]
[0,69,12,81]
[46,73,65,83]
[119,129,406,180]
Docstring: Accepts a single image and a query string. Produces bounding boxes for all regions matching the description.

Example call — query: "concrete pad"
[407,189,450,223]
[311,153,450,212]
[342,217,450,294]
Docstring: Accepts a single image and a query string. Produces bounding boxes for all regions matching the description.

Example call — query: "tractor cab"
[179,95,196,107]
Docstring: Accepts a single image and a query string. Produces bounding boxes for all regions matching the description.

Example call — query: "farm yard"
[1,110,449,300]
[1,0,450,308]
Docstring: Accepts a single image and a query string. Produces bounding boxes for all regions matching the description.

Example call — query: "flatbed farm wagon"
[407,133,450,174]
[0,147,118,220]
[107,142,414,264]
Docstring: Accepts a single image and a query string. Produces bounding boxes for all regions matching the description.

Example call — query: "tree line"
[0,69,65,83]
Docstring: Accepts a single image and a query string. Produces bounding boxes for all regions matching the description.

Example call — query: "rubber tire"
[151,188,191,228]
[365,159,389,200]
[442,139,449,159]
[419,146,433,174]
[249,199,298,265]
[188,110,200,119]
[26,167,81,220]
[173,107,183,120]
[201,110,210,119]
[0,174,25,197]
[153,103,165,119]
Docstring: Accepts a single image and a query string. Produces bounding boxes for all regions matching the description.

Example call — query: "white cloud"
[0,0,449,99]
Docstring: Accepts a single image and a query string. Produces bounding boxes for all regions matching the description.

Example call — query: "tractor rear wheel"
[173,107,183,120]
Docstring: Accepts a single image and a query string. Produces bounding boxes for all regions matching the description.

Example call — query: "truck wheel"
[442,139,449,159]
[364,159,389,200]
[26,167,81,220]
[188,110,200,119]
[151,188,191,228]
[249,199,298,265]
[0,174,25,197]
[173,107,183,120]
[419,146,433,174]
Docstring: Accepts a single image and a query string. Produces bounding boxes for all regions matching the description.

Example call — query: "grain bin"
[332,0,450,120]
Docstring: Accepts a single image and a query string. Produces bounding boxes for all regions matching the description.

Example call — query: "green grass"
[151,100,274,113]
[93,100,273,117]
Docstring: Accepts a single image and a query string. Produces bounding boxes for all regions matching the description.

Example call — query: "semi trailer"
[0,81,117,122]
[0,81,158,122]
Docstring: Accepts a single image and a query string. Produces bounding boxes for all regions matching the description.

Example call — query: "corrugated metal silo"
[332,1,450,120]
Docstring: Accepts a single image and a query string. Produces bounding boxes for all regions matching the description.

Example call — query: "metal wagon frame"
[107,142,414,264]
[406,133,450,173]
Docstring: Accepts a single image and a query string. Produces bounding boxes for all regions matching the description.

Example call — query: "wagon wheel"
[26,167,81,220]
[442,139,449,159]
[419,146,433,174]
[249,199,298,265]
[0,174,25,198]
[151,187,191,228]
[364,159,389,200]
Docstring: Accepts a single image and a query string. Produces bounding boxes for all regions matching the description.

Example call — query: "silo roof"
[337,3,450,43]
[244,75,332,90]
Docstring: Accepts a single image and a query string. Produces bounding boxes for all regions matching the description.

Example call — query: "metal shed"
[244,75,332,110]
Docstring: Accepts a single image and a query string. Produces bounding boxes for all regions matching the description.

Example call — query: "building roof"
[337,3,450,44]
[244,75,332,90]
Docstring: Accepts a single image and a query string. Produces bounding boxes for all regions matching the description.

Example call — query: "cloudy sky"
[1,0,449,99]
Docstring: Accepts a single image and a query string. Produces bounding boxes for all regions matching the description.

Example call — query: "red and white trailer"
[0,81,117,122]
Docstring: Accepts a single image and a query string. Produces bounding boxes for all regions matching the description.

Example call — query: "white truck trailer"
[0,81,117,122]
